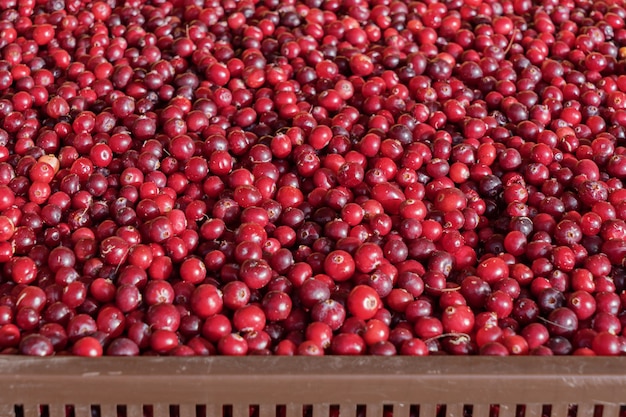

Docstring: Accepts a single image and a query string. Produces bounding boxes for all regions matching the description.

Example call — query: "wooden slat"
[577,404,596,417]
[446,403,463,417]
[312,404,330,417]
[392,404,411,417]
[471,404,489,417]
[602,404,621,417]
[524,404,543,417]
[48,404,65,417]
[205,404,220,417]
[153,403,170,417]
[366,403,383,417]
[551,404,570,417]
[286,404,302,417]
[498,404,516,417]
[127,404,144,417]
[340,404,356,417]
[3,357,626,406]
[100,404,119,417]
[232,403,248,417]
[178,404,196,417]
[0,405,14,417]
[259,404,275,417]
[419,404,438,417]
[23,404,40,417]
[74,404,92,417]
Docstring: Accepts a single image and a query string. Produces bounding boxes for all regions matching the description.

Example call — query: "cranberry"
[476,257,509,284]
[146,303,180,332]
[441,305,475,334]
[262,291,292,322]
[239,259,272,290]
[150,329,180,353]
[592,331,621,356]
[107,338,140,356]
[330,333,366,355]
[324,250,356,282]
[485,291,514,319]
[218,333,248,356]
[299,278,331,308]
[311,299,346,331]
[568,291,597,320]
[19,334,54,356]
[547,307,579,338]
[233,305,266,332]
[190,284,223,319]
[193,310,227,341]
[179,257,206,285]
[347,285,382,321]
[72,336,103,357]
[10,257,37,285]
[96,305,125,338]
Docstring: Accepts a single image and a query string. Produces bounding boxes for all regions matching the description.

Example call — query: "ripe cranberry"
[262,291,292,322]
[10,257,37,284]
[299,278,331,308]
[218,333,248,356]
[19,334,54,356]
[592,332,621,356]
[485,291,513,318]
[311,299,346,331]
[400,338,429,356]
[107,338,140,356]
[547,307,579,338]
[330,333,366,355]
[16,286,46,313]
[476,325,503,349]
[239,259,272,290]
[233,305,266,332]
[324,250,356,282]
[179,257,207,285]
[347,285,382,321]
[476,257,509,284]
[190,284,223,319]
[567,291,597,320]
[72,336,103,357]
[146,303,180,332]
[150,329,180,353]
[433,188,467,212]
[441,305,475,334]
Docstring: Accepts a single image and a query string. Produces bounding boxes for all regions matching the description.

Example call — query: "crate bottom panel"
[3,358,626,417]
[7,403,625,417]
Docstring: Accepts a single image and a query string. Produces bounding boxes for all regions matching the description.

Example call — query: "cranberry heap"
[0,0,626,357]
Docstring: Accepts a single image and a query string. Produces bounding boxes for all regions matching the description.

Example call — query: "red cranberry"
[218,333,248,356]
[347,285,382,321]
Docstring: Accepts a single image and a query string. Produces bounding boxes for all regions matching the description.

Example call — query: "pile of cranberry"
[0,0,626,357]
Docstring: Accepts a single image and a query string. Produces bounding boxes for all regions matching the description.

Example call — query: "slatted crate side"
[4,403,624,417]
[0,357,625,417]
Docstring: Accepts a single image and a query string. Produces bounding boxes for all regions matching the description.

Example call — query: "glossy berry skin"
[218,333,248,356]
[72,337,103,357]
[11,257,38,285]
[324,250,356,282]
[476,257,509,284]
[442,306,475,334]
[347,285,382,321]
[179,257,206,284]
[190,285,223,319]
[233,305,266,332]
[311,300,346,331]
